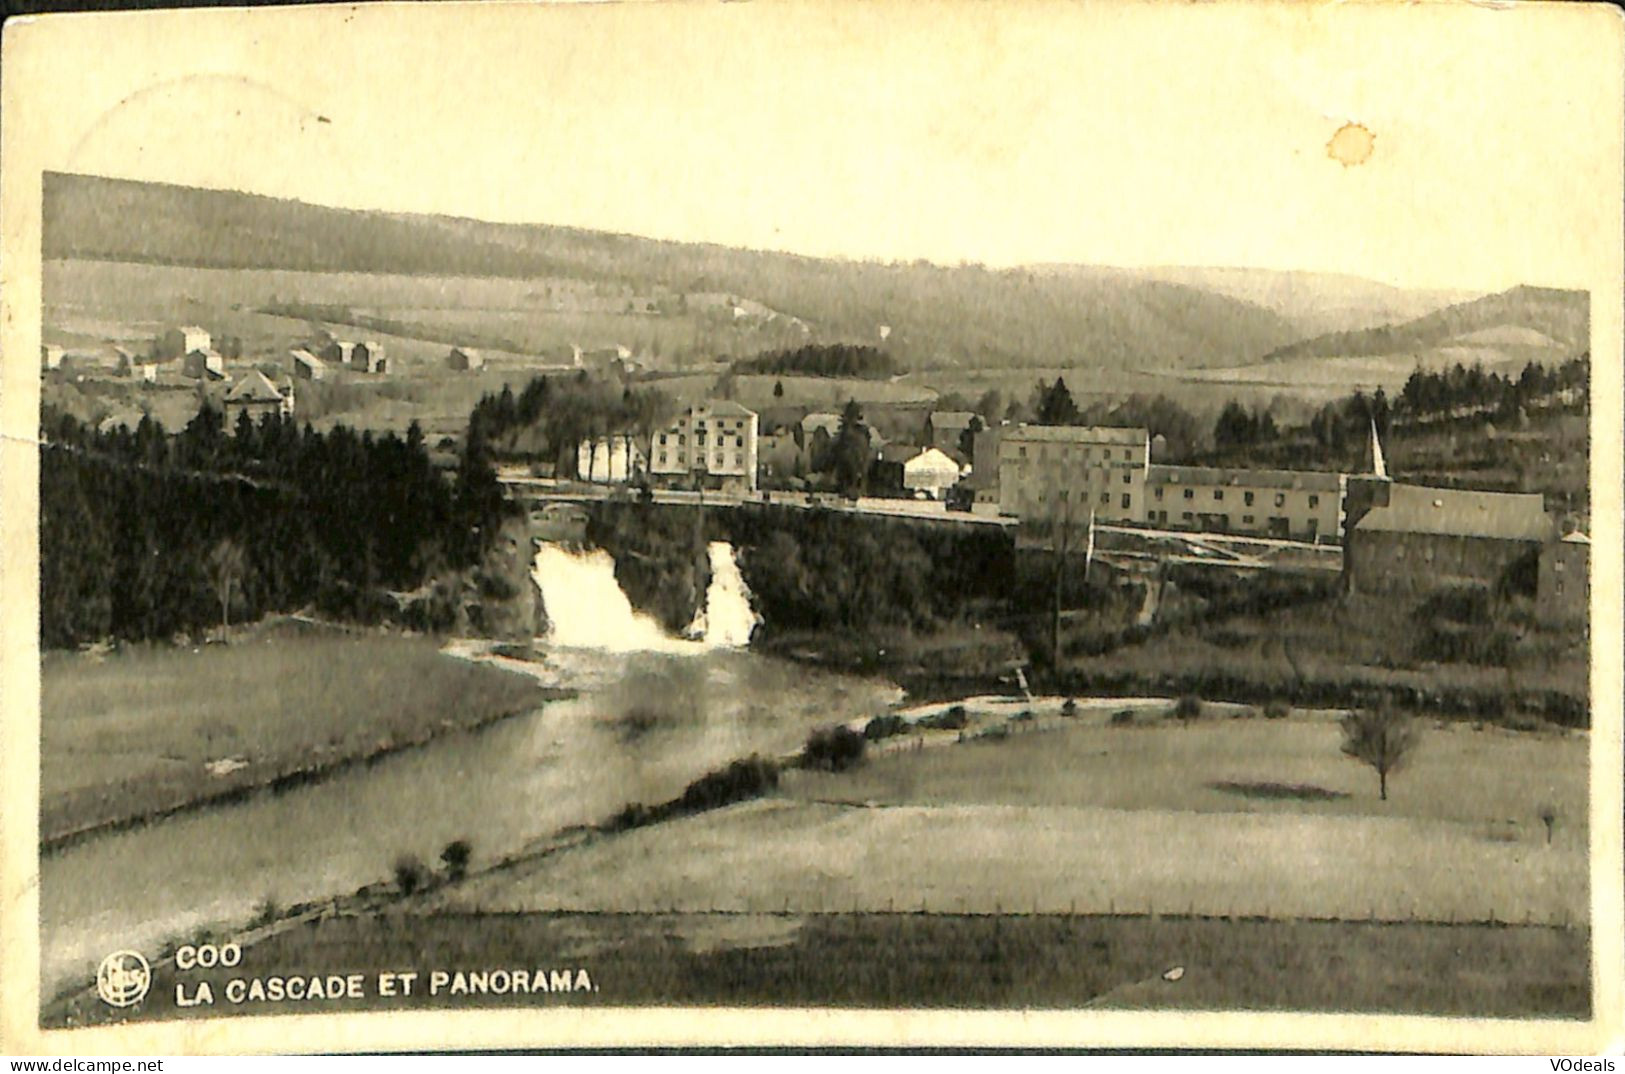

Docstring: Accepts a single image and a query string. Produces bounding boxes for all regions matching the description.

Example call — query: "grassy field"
[40,632,555,846]
[42,911,1588,1026]
[443,714,1585,927]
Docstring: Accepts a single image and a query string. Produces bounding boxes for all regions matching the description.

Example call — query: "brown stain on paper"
[1327,121,1375,167]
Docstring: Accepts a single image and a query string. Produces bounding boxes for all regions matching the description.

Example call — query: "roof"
[176,325,209,336]
[878,444,918,463]
[290,348,321,365]
[1561,532,1591,545]
[1353,483,1552,542]
[1002,424,1147,445]
[904,447,961,471]
[696,400,756,419]
[225,370,286,403]
[1147,464,1343,492]
[801,412,842,436]
[187,348,223,360]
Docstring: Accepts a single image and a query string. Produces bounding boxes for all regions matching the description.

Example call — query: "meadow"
[39,631,555,846]
[443,713,1586,928]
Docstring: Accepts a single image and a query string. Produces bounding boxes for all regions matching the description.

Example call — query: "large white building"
[651,401,760,494]
[997,425,1150,524]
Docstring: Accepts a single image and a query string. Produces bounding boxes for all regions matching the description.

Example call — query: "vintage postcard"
[2,0,1621,1055]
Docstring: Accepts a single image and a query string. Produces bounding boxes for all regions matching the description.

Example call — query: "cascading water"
[686,541,761,647]
[532,540,758,652]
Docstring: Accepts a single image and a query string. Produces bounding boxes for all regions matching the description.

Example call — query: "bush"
[801,726,867,771]
[974,724,1010,742]
[1110,708,1137,727]
[864,713,909,741]
[1171,694,1203,723]
[919,705,969,731]
[1061,698,1079,717]
[680,754,780,809]
[392,854,429,896]
[1263,699,1292,720]
[1011,709,1035,723]
[440,839,473,880]
[249,895,281,929]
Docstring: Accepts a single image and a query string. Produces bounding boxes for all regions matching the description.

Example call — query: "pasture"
[40,633,551,845]
[446,714,1587,928]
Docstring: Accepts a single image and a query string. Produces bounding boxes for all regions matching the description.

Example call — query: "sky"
[7,1,1624,291]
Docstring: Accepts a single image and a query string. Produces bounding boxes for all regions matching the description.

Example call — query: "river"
[39,542,900,996]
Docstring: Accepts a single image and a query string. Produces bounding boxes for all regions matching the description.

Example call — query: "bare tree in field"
[1340,704,1421,801]
[207,538,247,634]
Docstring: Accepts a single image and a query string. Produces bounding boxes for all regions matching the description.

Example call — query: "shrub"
[440,839,472,880]
[974,724,1010,742]
[1171,694,1203,724]
[801,726,867,771]
[864,713,909,741]
[392,854,429,896]
[1263,699,1292,720]
[249,895,281,929]
[1110,708,1137,727]
[1061,698,1079,717]
[680,755,781,808]
[919,705,969,731]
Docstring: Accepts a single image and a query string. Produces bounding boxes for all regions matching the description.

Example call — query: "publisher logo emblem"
[96,950,151,1008]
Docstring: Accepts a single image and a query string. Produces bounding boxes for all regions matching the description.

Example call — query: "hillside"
[1262,285,1589,364]
[46,171,1310,371]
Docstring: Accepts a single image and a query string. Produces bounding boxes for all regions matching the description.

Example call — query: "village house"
[1145,465,1346,542]
[158,326,211,360]
[1536,531,1589,626]
[447,346,485,372]
[290,349,325,380]
[41,344,65,371]
[902,446,963,499]
[353,341,387,373]
[223,370,295,425]
[997,424,1150,524]
[319,340,356,368]
[1345,483,1552,596]
[182,348,226,380]
[114,347,159,382]
[652,401,760,494]
[924,410,981,456]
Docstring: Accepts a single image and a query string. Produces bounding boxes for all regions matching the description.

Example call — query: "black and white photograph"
[2,0,1621,1055]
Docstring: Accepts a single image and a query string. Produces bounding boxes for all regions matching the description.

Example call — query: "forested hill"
[1262,285,1589,363]
[47,171,1313,371]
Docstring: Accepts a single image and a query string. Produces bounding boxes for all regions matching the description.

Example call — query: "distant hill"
[1262,285,1589,364]
[45,171,1318,371]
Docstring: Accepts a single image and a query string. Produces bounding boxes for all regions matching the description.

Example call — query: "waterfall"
[532,540,757,652]
[687,541,760,647]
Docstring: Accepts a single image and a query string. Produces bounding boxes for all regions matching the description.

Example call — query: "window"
[1019,447,1027,459]
[1058,489,1069,501]
[1556,581,1565,596]
[1183,489,1194,500]
[659,434,668,445]
[1242,515,1254,525]
[1214,490,1224,501]
[1154,487,1164,500]
[735,436,744,448]
[1274,493,1286,507]
[1181,511,1193,522]
[1123,473,1132,485]
[1244,491,1254,506]
[1099,493,1109,505]
[1555,560,1567,573]
[1309,494,1320,508]
[1121,493,1131,510]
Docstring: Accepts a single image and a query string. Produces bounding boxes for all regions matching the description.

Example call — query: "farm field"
[42,911,1588,1025]
[651,372,938,410]
[39,632,555,845]
[444,716,1587,927]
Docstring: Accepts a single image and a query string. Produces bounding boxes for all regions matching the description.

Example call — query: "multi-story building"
[650,401,760,494]
[996,425,1149,524]
[1145,465,1346,542]
[1537,531,1590,626]
[1346,483,1552,596]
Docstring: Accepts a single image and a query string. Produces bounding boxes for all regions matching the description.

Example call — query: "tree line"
[731,343,896,379]
[39,404,508,649]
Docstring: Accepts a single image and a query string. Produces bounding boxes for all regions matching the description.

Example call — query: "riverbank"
[41,631,565,850]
